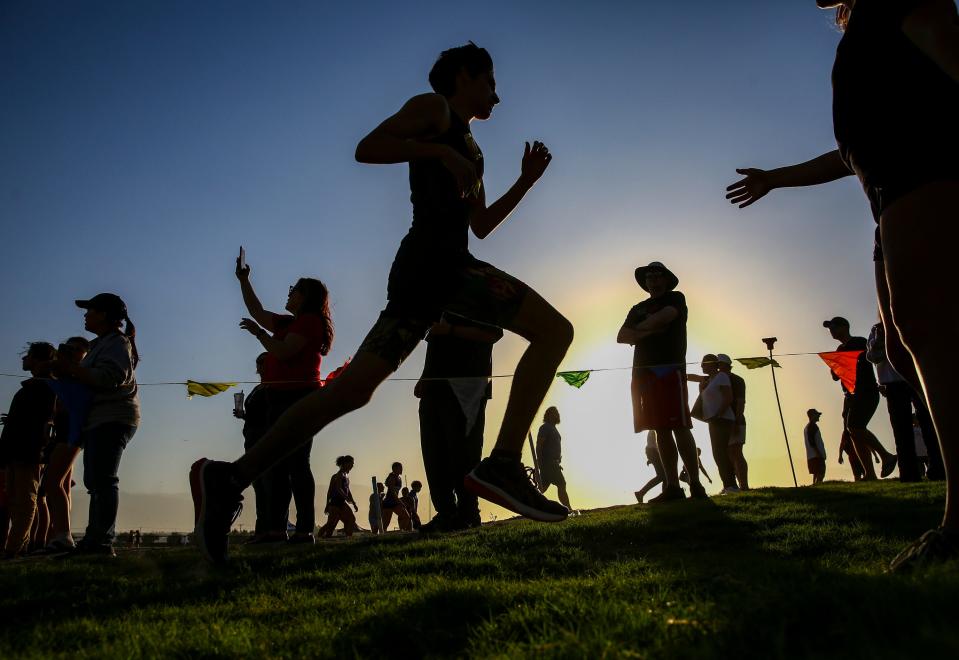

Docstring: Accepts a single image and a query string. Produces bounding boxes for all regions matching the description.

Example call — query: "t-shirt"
[327,472,350,506]
[804,422,827,460]
[701,372,735,422]
[388,111,484,312]
[536,423,562,464]
[836,336,879,395]
[832,0,959,218]
[419,316,501,398]
[0,379,56,465]
[262,312,327,390]
[384,472,402,507]
[729,372,746,426]
[622,291,688,368]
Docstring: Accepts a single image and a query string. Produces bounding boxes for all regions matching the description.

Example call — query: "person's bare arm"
[686,373,706,383]
[617,307,679,345]
[239,319,308,363]
[468,141,552,239]
[725,151,852,208]
[236,258,277,332]
[903,0,959,84]
[355,93,482,197]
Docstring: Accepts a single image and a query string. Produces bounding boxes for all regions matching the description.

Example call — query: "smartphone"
[239,246,246,270]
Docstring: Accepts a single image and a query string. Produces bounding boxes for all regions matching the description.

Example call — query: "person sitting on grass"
[191,42,570,563]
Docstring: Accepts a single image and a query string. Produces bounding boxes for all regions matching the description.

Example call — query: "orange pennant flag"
[818,351,863,394]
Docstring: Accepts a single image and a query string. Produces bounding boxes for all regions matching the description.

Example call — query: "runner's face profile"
[462,69,499,120]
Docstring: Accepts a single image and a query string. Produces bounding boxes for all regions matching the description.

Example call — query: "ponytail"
[124,315,140,368]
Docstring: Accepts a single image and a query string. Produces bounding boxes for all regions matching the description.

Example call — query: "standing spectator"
[53,294,140,557]
[690,354,738,494]
[536,407,572,511]
[234,353,277,543]
[823,317,896,480]
[235,253,335,544]
[718,354,749,490]
[381,462,411,531]
[618,262,705,503]
[408,481,423,530]
[1,342,57,558]
[635,431,665,503]
[369,482,385,534]
[416,314,502,533]
[42,336,90,552]
[805,409,827,485]
[318,455,359,538]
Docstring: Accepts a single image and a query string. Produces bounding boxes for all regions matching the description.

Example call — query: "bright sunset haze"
[0,1,888,530]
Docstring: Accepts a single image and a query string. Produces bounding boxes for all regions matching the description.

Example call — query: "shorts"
[807,457,825,475]
[358,258,530,370]
[630,367,692,433]
[842,390,880,430]
[539,461,566,489]
[730,424,746,446]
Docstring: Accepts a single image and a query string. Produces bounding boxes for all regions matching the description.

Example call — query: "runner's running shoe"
[464,457,568,522]
[880,454,898,479]
[689,482,709,499]
[190,458,243,564]
[647,484,686,504]
[888,527,959,573]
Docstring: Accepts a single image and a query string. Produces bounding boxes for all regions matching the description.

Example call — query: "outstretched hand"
[240,318,262,337]
[520,141,552,186]
[726,168,772,208]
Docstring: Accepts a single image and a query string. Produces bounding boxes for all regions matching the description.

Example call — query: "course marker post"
[763,337,798,487]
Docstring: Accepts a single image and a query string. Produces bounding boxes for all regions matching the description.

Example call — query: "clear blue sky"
[0,1,889,530]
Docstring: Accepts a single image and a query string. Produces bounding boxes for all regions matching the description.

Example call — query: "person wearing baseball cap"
[48,293,140,557]
[618,262,705,503]
[823,316,896,481]
[804,409,827,484]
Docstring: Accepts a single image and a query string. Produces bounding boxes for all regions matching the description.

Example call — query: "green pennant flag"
[556,370,591,388]
[735,357,781,370]
[186,380,237,399]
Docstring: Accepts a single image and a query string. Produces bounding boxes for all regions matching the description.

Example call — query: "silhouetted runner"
[618,262,705,503]
[726,0,959,571]
[191,42,571,563]
[634,431,665,503]
[318,456,359,538]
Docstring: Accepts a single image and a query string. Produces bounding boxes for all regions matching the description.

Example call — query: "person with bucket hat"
[49,293,140,557]
[618,262,705,503]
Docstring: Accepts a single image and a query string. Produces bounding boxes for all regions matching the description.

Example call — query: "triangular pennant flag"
[736,357,781,370]
[818,351,862,394]
[557,370,590,388]
[448,377,490,435]
[186,380,237,399]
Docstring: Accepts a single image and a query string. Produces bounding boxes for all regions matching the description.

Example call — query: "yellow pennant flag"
[186,380,237,399]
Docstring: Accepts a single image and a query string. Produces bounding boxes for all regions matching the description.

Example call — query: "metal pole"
[763,339,798,487]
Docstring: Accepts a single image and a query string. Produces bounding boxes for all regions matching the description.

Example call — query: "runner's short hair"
[336,455,354,468]
[392,461,402,471]
[429,42,493,97]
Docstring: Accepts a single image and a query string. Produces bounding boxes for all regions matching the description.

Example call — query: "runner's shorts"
[842,390,880,430]
[807,457,825,475]
[631,367,692,433]
[358,259,530,370]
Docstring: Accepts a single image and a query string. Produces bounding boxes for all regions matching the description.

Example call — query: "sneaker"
[190,458,244,564]
[888,528,959,573]
[689,482,709,499]
[287,533,315,545]
[880,454,898,479]
[647,485,686,504]
[721,486,741,495]
[464,457,568,522]
[58,542,116,559]
[457,508,482,529]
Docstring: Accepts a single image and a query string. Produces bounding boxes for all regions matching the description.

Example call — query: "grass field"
[1,481,956,659]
